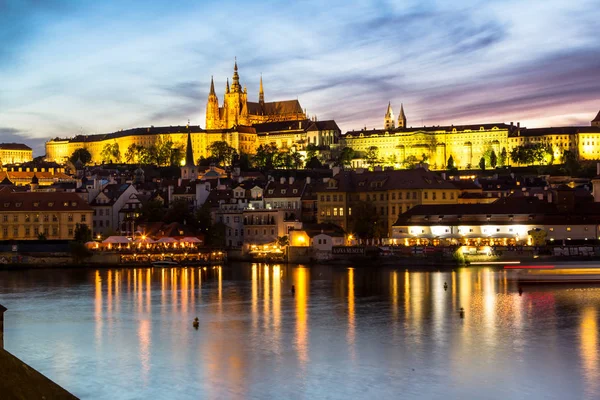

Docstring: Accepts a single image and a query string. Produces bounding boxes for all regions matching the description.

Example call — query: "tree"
[208,141,237,166]
[305,156,323,169]
[253,143,278,170]
[404,155,419,169]
[447,155,456,170]
[69,148,92,165]
[73,223,93,243]
[291,152,304,169]
[563,150,579,175]
[490,150,497,168]
[125,144,140,163]
[479,156,486,171]
[336,147,355,167]
[37,232,47,240]
[499,147,507,166]
[365,146,379,168]
[351,201,385,239]
[101,143,120,163]
[306,144,318,161]
[164,198,195,226]
[137,199,166,224]
[276,235,289,247]
[510,144,547,166]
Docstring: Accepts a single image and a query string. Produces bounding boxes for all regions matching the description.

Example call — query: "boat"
[151,260,180,267]
[511,264,600,283]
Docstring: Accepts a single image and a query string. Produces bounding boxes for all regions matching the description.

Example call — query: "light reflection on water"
[1,264,600,399]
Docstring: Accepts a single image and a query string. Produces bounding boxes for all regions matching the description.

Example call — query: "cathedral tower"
[205,76,221,129]
[384,102,395,130]
[398,104,407,129]
[259,74,265,106]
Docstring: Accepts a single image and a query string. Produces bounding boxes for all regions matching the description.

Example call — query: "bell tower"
[205,76,221,129]
[398,103,407,129]
[384,102,395,130]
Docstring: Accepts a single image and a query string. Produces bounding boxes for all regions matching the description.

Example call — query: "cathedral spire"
[259,74,264,105]
[226,78,230,94]
[384,101,395,130]
[398,103,407,128]
[231,57,241,92]
[209,75,215,96]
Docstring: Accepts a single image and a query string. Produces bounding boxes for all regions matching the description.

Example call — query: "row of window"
[93,209,111,216]
[1,214,85,223]
[93,220,111,228]
[1,226,73,237]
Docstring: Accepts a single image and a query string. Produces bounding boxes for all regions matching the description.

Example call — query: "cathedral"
[205,60,306,129]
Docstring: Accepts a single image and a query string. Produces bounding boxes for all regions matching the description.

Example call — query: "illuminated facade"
[0,188,93,240]
[315,168,460,237]
[0,143,33,165]
[341,107,600,168]
[206,61,306,129]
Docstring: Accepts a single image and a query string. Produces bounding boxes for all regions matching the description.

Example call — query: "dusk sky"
[1,0,599,156]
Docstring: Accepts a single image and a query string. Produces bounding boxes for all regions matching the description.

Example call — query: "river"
[1,264,599,399]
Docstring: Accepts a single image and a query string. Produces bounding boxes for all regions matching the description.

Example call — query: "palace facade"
[341,105,600,169]
[45,61,338,164]
[0,143,32,165]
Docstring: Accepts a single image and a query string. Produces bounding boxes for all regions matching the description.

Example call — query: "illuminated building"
[45,61,339,164]
[205,60,306,129]
[341,105,600,168]
[0,143,33,165]
[315,168,460,236]
[0,188,93,240]
[392,188,600,246]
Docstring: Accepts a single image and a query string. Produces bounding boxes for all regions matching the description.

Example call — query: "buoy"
[459,307,465,319]
[193,317,199,329]
[518,287,523,296]
[291,285,296,295]
[444,282,448,291]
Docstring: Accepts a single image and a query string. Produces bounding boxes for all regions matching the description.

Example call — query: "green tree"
[563,150,579,175]
[351,201,385,239]
[403,155,419,169]
[305,156,323,169]
[447,155,455,170]
[69,148,92,165]
[490,150,497,168]
[253,143,278,170]
[37,232,47,240]
[336,147,355,167]
[306,144,318,160]
[208,141,237,166]
[125,144,140,163]
[479,156,486,171]
[365,146,379,167]
[499,147,508,166]
[137,199,166,224]
[73,223,93,243]
[101,143,120,163]
[291,152,303,169]
[164,198,195,226]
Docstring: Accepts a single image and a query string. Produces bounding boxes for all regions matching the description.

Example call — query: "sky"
[1,0,599,157]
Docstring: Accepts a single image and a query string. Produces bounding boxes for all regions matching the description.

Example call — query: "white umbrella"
[102,236,130,244]
[85,241,97,248]
[180,237,202,244]
[156,237,178,244]
[134,236,155,244]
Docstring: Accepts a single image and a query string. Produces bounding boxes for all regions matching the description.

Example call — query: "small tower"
[205,76,220,129]
[30,173,39,192]
[398,103,407,128]
[259,74,265,106]
[180,131,196,180]
[592,110,600,127]
[384,102,395,130]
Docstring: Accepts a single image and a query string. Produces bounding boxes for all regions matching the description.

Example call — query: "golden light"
[180,159,186,166]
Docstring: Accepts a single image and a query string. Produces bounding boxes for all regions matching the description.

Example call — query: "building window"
[99,209,104,216]
[53,227,58,236]
[349,207,352,216]
[25,214,30,222]
[13,227,18,236]
[442,192,446,200]
[450,192,455,200]
[392,206,396,215]
[68,228,74,236]
[43,215,49,222]
[380,194,384,201]
[340,208,344,217]
[399,192,403,200]
[68,214,73,222]
[25,227,30,236]
[13,215,17,222]
[1,215,6,223]
[34,227,39,236]
[567,227,571,231]
[432,192,437,200]
[53,215,58,222]
[333,208,338,216]
[412,192,417,199]
[424,192,428,200]
[2,228,7,237]
[81,215,87,222]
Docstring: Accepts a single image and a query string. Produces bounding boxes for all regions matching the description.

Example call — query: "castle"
[205,60,306,129]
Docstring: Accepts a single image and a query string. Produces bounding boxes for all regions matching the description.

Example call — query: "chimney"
[0,303,6,349]
[517,122,520,129]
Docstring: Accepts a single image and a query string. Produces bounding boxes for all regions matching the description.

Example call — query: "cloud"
[0,127,47,157]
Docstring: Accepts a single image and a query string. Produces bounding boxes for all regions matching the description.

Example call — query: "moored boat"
[151,260,180,267]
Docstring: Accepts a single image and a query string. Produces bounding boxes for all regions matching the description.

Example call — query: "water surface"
[1,264,599,399]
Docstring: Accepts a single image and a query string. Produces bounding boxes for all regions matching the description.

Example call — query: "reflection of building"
[0,187,93,240]
[0,143,33,165]
[341,106,600,168]
[316,168,460,236]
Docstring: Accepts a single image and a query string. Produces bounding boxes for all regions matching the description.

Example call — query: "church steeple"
[398,103,407,128]
[384,102,395,130]
[226,78,230,94]
[259,74,264,105]
[209,75,216,96]
[181,130,196,179]
[231,58,241,93]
